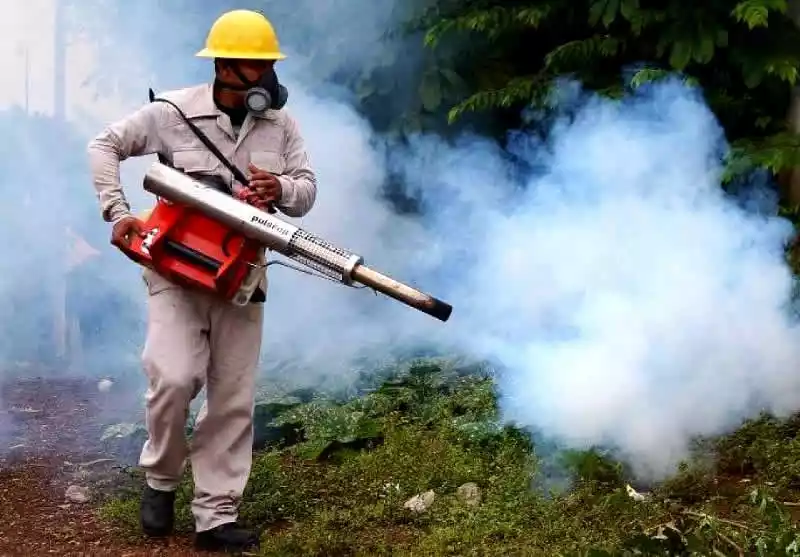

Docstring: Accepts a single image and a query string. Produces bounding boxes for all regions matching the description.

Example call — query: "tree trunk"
[782,0,800,204]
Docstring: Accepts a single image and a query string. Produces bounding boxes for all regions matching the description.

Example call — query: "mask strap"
[213,60,256,91]
[229,63,258,88]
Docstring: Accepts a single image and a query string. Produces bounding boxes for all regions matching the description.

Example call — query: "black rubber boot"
[140,486,176,537]
[194,522,260,553]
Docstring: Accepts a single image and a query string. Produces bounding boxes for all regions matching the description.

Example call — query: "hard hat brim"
[196,47,287,60]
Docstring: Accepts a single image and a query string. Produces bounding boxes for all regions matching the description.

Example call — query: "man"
[87,10,316,553]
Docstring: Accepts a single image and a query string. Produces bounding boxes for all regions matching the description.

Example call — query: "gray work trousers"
[138,268,264,532]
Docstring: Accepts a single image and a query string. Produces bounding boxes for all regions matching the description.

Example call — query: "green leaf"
[743,66,765,88]
[598,36,622,56]
[723,131,800,182]
[440,68,463,86]
[596,84,625,98]
[731,0,780,29]
[544,36,622,72]
[716,29,729,47]
[629,67,670,88]
[655,34,670,58]
[423,5,552,47]
[419,72,443,112]
[440,68,469,94]
[693,35,715,64]
[602,0,621,27]
[589,0,608,27]
[765,59,800,84]
[755,116,773,128]
[684,76,700,87]
[447,74,549,123]
[619,0,640,21]
[669,40,692,70]
[625,6,666,34]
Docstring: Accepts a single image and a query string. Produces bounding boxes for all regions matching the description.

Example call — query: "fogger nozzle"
[142,162,453,322]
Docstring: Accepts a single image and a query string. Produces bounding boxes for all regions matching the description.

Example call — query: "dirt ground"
[0,375,207,557]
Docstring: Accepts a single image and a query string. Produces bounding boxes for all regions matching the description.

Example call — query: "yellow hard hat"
[196,10,287,60]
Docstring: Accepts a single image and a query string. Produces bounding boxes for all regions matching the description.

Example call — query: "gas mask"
[217,62,288,116]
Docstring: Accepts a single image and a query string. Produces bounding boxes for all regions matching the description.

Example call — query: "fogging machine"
[117,93,451,322]
[118,162,453,322]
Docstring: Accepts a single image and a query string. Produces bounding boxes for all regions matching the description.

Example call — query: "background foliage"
[344,0,800,188]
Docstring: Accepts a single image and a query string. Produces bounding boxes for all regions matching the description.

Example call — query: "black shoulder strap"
[149,89,171,168]
[148,88,249,186]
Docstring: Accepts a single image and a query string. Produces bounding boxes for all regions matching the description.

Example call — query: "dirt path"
[0,376,205,556]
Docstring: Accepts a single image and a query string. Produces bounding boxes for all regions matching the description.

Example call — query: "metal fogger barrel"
[142,162,453,322]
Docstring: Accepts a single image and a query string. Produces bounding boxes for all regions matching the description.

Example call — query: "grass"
[99,359,800,555]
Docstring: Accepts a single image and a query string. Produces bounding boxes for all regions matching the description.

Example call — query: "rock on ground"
[404,490,435,513]
[65,484,91,504]
[457,482,482,506]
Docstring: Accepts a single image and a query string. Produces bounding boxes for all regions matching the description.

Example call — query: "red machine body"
[119,199,263,302]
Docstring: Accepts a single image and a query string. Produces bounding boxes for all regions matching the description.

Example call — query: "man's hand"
[241,162,282,212]
[111,216,144,248]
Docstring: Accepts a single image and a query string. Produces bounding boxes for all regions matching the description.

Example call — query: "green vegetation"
[101,360,800,555]
[340,0,800,188]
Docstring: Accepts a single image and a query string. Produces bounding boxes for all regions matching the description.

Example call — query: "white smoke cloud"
[401,80,800,479]
[1,1,799,481]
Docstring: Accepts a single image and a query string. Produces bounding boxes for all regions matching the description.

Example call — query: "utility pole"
[24,48,30,114]
[53,0,68,365]
[54,0,66,120]
[53,0,67,122]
